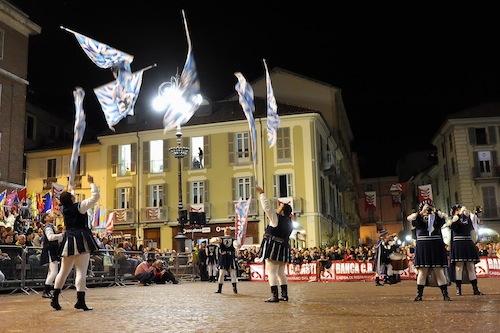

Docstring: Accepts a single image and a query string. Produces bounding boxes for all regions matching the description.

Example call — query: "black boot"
[279,285,288,301]
[42,284,53,299]
[214,283,222,294]
[232,282,238,294]
[375,277,383,286]
[51,289,62,310]
[471,279,484,295]
[455,280,462,296]
[440,285,451,301]
[265,285,279,302]
[414,284,424,301]
[74,291,93,311]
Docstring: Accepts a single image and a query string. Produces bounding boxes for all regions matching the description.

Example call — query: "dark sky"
[11,1,500,178]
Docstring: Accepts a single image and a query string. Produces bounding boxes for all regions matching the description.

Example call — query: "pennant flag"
[51,183,65,215]
[106,212,115,233]
[418,184,433,203]
[234,72,258,185]
[17,188,27,203]
[389,183,406,206]
[364,191,376,211]
[69,87,86,189]
[235,196,252,246]
[41,192,52,214]
[0,190,6,206]
[99,208,107,228]
[29,191,38,217]
[93,205,101,228]
[263,59,280,148]
[162,10,202,133]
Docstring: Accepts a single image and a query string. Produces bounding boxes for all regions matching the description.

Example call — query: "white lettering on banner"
[487,258,500,270]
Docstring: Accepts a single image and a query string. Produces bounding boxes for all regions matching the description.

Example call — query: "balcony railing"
[66,175,82,189]
[141,206,169,222]
[188,203,211,219]
[112,208,136,225]
[42,177,58,190]
[227,199,258,218]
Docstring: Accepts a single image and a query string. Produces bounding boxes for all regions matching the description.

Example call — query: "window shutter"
[146,185,150,207]
[131,143,137,174]
[163,139,170,171]
[79,154,86,175]
[204,180,209,203]
[56,156,62,177]
[62,156,70,176]
[39,158,46,178]
[273,175,278,197]
[231,177,236,201]
[468,128,476,145]
[186,182,191,205]
[228,133,234,165]
[143,141,150,174]
[250,176,255,199]
[111,145,118,177]
[182,136,190,170]
[114,188,118,209]
[130,186,135,209]
[203,135,210,168]
[162,183,168,207]
[488,126,497,144]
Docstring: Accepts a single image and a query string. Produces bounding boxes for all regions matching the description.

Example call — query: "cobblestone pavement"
[1,278,499,333]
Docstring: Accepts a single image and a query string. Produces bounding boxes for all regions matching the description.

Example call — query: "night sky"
[10,1,500,178]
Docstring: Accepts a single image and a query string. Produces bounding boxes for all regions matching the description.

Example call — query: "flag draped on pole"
[418,184,433,203]
[234,72,258,185]
[0,190,6,206]
[5,191,18,208]
[17,188,27,203]
[92,205,101,228]
[106,212,115,233]
[235,196,252,246]
[51,183,65,215]
[364,191,376,211]
[263,59,280,148]
[389,183,406,206]
[69,87,86,189]
[41,192,52,214]
[162,10,202,133]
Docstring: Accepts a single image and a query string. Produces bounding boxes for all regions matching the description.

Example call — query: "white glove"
[420,204,429,214]
[407,213,417,222]
[459,206,466,215]
[437,210,447,218]
[451,215,459,223]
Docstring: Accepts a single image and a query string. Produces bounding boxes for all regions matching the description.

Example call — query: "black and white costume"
[407,200,451,301]
[372,230,391,286]
[448,204,483,296]
[214,230,239,294]
[258,189,293,302]
[40,215,63,298]
[206,240,219,282]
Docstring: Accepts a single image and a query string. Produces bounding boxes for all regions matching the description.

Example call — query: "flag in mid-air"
[235,196,252,246]
[263,59,280,148]
[234,72,258,184]
[162,10,202,133]
[69,87,86,189]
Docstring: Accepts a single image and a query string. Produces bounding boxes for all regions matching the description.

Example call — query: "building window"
[116,187,132,209]
[191,181,205,204]
[273,174,293,197]
[148,184,163,207]
[26,114,35,140]
[48,124,57,139]
[189,136,204,169]
[478,151,492,174]
[448,133,453,150]
[236,132,250,163]
[368,210,375,223]
[112,144,136,177]
[482,186,497,218]
[475,128,487,145]
[451,157,456,175]
[276,127,291,162]
[236,177,252,200]
[149,140,163,173]
[47,158,57,178]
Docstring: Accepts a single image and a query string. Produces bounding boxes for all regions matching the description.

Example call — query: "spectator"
[152,260,179,284]
[134,258,154,286]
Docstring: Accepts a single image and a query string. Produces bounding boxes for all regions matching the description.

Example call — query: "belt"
[220,251,234,255]
[265,235,285,243]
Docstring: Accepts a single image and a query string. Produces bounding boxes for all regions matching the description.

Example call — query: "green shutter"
[143,141,150,174]
[228,132,234,165]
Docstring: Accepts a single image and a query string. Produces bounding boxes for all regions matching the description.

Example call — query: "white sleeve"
[259,193,278,227]
[78,183,100,213]
[45,226,63,242]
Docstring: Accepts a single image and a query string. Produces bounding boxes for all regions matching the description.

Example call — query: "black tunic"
[412,213,448,268]
[449,215,480,264]
[60,203,99,256]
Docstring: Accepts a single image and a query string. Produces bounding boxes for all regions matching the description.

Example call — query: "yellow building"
[25,68,361,251]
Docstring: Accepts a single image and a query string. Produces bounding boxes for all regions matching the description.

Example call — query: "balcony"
[43,177,58,190]
[141,206,169,222]
[227,198,258,218]
[472,165,500,181]
[112,208,136,225]
[188,203,211,219]
[66,175,82,189]
[111,161,137,177]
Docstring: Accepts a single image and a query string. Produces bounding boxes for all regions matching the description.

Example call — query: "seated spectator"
[152,260,179,284]
[134,258,154,286]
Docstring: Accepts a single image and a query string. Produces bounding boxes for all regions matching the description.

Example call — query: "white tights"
[217,268,237,283]
[54,252,90,292]
[455,261,477,280]
[416,267,447,286]
[266,259,288,286]
[44,260,59,285]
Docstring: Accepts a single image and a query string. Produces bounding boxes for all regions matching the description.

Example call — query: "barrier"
[248,257,500,282]
[0,245,198,294]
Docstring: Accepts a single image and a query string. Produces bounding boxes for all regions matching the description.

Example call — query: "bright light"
[292,221,300,229]
[152,95,168,111]
[405,235,412,242]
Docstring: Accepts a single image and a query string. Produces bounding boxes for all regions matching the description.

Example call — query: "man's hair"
[282,204,292,217]
[60,191,73,207]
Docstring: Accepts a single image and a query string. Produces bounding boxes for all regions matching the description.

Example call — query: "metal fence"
[0,244,199,294]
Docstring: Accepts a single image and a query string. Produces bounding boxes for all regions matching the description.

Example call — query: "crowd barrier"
[0,245,198,294]
[248,257,500,282]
